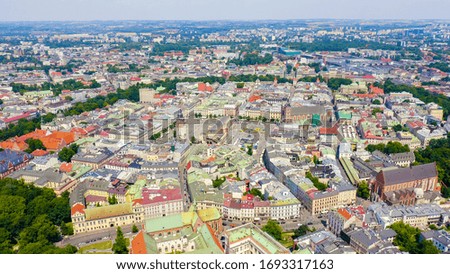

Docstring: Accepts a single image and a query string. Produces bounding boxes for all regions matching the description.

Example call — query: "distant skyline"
[1,0,450,22]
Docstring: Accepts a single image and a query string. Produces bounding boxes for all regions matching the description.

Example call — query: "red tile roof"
[319,126,338,135]
[48,131,75,144]
[337,208,352,220]
[3,112,32,123]
[31,149,49,157]
[71,203,85,216]
[60,162,73,173]
[71,127,88,136]
[131,231,147,254]
[141,188,182,205]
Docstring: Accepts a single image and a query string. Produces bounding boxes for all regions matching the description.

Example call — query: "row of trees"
[11,79,100,96]
[383,79,450,117]
[228,74,292,83]
[366,141,410,155]
[107,64,147,73]
[229,53,273,66]
[285,38,401,53]
[0,113,53,142]
[327,78,353,90]
[428,62,450,73]
[0,178,76,254]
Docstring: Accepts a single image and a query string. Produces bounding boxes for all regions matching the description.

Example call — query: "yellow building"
[71,202,144,234]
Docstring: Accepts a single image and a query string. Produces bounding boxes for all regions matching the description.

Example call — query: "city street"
[56,223,141,247]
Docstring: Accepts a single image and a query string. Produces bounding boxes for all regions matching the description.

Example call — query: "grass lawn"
[78,240,112,254]
[279,232,294,249]
[78,237,131,254]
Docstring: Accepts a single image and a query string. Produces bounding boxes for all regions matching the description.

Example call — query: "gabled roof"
[71,203,85,216]
[379,163,438,186]
[337,208,352,221]
[131,231,148,254]
[84,203,133,221]
[31,149,49,157]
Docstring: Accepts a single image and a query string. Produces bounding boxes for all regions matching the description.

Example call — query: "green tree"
[262,220,283,241]
[414,135,450,198]
[393,124,403,132]
[213,177,226,188]
[19,215,61,248]
[357,181,370,199]
[132,224,139,233]
[0,195,26,238]
[293,225,312,238]
[24,138,46,153]
[247,145,253,156]
[366,141,410,154]
[60,221,74,236]
[372,99,381,105]
[112,227,129,254]
[0,178,72,254]
[245,188,264,200]
[306,172,327,191]
[108,195,118,205]
[0,228,13,253]
[327,78,352,90]
[57,144,79,163]
[389,222,440,254]
[372,107,383,116]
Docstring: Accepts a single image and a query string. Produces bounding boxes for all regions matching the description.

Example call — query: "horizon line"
[1,18,450,23]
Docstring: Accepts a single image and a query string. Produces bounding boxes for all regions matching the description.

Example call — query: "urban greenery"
[305,171,327,191]
[389,222,440,254]
[58,143,79,163]
[357,181,370,200]
[366,141,410,154]
[327,78,352,90]
[384,79,450,117]
[262,220,283,241]
[112,227,129,254]
[0,178,76,254]
[414,134,450,198]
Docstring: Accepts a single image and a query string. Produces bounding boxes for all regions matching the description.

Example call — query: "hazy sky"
[1,0,450,21]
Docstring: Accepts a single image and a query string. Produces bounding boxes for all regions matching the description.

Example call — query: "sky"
[1,0,450,21]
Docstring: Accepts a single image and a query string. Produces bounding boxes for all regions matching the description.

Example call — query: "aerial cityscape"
[1,18,450,255]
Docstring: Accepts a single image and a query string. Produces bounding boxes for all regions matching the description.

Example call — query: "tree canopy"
[327,78,352,90]
[58,143,79,163]
[212,177,226,189]
[24,138,46,153]
[306,171,327,191]
[366,141,410,155]
[384,79,450,117]
[229,53,273,66]
[389,222,440,254]
[357,181,370,199]
[262,220,283,241]
[112,227,129,254]
[0,178,75,254]
[415,134,450,198]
